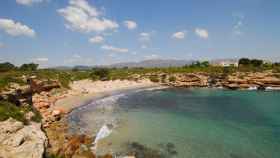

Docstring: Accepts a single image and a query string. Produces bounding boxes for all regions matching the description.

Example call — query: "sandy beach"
[53,79,159,113]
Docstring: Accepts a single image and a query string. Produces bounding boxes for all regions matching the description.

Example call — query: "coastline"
[44,79,162,157]
[53,79,161,114]
[1,75,280,158]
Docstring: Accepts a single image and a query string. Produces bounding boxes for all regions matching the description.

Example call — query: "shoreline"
[2,76,280,158]
[53,79,162,114]
[53,80,280,118]
[44,79,162,157]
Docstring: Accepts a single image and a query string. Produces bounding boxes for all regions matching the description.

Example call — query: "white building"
[219,61,239,67]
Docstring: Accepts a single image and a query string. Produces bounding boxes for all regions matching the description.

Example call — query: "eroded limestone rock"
[0,118,47,158]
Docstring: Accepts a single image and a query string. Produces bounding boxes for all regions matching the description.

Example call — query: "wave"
[91,124,113,152]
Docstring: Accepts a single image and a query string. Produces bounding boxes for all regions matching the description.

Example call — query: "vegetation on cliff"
[0,101,41,124]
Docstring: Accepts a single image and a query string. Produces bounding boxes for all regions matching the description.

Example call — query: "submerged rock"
[123,141,178,158]
[0,118,47,158]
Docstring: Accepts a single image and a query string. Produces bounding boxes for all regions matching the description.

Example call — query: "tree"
[91,68,110,81]
[169,76,176,82]
[201,61,210,67]
[273,62,280,67]
[0,62,16,72]
[251,59,263,67]
[19,63,39,71]
[238,58,251,66]
[188,61,201,68]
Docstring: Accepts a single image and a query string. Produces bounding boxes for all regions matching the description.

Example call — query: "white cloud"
[33,57,48,62]
[144,54,160,60]
[195,28,209,39]
[89,35,104,44]
[172,31,185,39]
[139,32,151,42]
[0,18,36,37]
[69,0,99,16]
[101,45,129,53]
[72,54,81,58]
[16,0,44,6]
[123,20,137,30]
[58,0,118,33]
[232,13,245,36]
[141,45,147,49]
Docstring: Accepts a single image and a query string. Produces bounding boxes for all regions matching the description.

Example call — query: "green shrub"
[45,154,64,158]
[91,68,110,81]
[169,76,176,82]
[0,62,16,72]
[272,66,280,73]
[0,101,26,123]
[19,63,39,71]
[0,74,25,91]
[0,101,42,124]
[72,71,91,81]
[58,74,71,88]
[89,73,99,81]
[149,76,159,82]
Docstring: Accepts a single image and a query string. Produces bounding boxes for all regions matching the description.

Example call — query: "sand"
[53,79,158,113]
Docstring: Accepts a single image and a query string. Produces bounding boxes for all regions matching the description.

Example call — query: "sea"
[68,88,280,158]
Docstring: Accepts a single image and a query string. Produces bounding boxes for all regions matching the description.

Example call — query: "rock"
[28,78,60,94]
[0,118,47,158]
[24,111,35,121]
[52,109,64,116]
[169,73,209,87]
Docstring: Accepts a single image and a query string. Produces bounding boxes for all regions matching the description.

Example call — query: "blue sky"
[0,0,279,67]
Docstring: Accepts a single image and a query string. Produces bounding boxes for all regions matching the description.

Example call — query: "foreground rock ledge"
[0,118,47,158]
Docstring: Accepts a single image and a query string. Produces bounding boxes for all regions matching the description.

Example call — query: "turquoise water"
[68,88,280,158]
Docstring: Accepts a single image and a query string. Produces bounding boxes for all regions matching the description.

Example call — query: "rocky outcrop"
[32,90,68,128]
[0,118,47,158]
[28,77,60,94]
[222,72,280,90]
[0,77,61,106]
[160,73,209,87]
[146,72,280,90]
[0,83,32,106]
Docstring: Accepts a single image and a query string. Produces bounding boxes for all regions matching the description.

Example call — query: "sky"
[0,0,279,67]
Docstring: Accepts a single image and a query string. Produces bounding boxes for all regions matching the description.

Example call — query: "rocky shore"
[0,118,47,158]
[149,71,280,90]
[0,71,280,158]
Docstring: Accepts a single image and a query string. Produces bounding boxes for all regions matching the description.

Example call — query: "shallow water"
[68,88,280,158]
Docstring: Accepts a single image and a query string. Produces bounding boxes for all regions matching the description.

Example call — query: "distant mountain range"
[107,59,195,68]
[52,59,195,70]
[51,58,279,70]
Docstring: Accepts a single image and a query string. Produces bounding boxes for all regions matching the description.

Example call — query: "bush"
[0,101,42,124]
[0,75,25,91]
[91,68,110,81]
[58,74,71,89]
[169,76,176,82]
[238,58,251,66]
[251,59,263,67]
[45,154,64,158]
[273,67,280,73]
[19,63,38,71]
[0,101,26,123]
[238,58,264,67]
[72,72,91,81]
[149,76,159,82]
[0,62,16,72]
[89,73,99,81]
